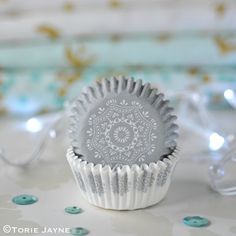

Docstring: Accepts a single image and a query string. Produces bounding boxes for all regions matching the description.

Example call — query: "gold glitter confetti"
[37,25,60,40]
[154,33,172,42]
[63,1,75,12]
[110,34,122,43]
[214,36,236,54]
[58,72,82,84]
[187,67,199,76]
[109,0,122,9]
[56,72,82,97]
[65,46,94,69]
[202,74,212,83]
[215,3,226,17]
[55,46,94,96]
[36,108,51,115]
[67,73,82,84]
[58,87,67,97]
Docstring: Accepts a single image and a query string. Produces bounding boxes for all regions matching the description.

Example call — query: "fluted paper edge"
[67,146,179,210]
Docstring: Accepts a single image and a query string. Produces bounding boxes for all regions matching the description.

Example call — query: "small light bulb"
[49,130,56,138]
[26,118,43,133]
[209,132,225,151]
[224,89,234,100]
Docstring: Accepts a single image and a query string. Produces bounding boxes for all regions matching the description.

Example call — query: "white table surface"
[0,113,236,236]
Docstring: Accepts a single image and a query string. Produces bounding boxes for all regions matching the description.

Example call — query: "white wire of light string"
[209,145,236,196]
[173,87,236,196]
[0,111,64,167]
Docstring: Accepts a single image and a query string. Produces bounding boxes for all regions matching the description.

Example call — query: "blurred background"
[1,0,236,169]
[0,2,236,233]
[0,0,236,117]
[0,0,235,215]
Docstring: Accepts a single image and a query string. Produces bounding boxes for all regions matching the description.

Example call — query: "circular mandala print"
[86,99,159,166]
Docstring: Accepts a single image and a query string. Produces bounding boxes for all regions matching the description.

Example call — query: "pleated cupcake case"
[67,146,179,210]
[69,76,178,168]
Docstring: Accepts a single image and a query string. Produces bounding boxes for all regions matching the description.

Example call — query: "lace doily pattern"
[86,99,158,166]
[70,77,178,167]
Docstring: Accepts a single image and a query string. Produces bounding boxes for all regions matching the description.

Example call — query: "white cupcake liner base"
[67,147,179,210]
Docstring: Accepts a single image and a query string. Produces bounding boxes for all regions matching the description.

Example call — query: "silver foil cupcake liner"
[69,76,178,167]
[67,146,179,210]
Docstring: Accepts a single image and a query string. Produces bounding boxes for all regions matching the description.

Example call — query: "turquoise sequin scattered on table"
[65,206,82,214]
[70,227,89,235]
[183,216,210,227]
[12,194,38,205]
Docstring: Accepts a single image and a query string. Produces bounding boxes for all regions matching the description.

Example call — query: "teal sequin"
[65,206,82,214]
[183,216,210,227]
[70,227,89,236]
[12,194,38,205]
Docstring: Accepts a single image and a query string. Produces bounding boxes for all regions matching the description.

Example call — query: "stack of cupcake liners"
[67,147,178,210]
[67,76,179,210]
